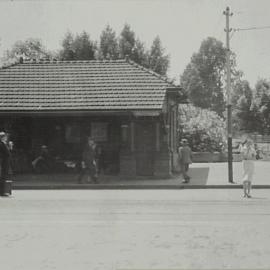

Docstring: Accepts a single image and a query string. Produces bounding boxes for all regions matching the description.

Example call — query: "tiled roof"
[0,59,178,112]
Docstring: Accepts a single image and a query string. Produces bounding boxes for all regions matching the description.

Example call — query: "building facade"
[0,59,185,177]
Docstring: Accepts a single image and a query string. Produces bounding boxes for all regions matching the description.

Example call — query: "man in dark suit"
[77,137,98,184]
[178,138,193,184]
[0,132,12,195]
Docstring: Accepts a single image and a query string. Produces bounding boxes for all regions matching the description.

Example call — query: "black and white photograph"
[1,0,270,269]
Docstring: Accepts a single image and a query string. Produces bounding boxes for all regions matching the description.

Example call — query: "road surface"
[1,189,270,270]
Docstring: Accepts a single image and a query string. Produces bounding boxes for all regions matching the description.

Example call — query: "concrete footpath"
[11,161,270,189]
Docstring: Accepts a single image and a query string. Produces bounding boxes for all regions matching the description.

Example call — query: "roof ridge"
[22,59,126,64]
[126,58,178,87]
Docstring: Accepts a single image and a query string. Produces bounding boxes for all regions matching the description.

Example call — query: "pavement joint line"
[12,184,270,190]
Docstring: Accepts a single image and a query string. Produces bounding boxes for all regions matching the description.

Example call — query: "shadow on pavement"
[189,167,210,185]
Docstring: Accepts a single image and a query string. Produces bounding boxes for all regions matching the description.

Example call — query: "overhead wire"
[232,24,270,58]
[234,25,270,32]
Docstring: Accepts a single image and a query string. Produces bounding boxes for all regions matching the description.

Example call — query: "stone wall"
[192,152,243,163]
[119,151,172,178]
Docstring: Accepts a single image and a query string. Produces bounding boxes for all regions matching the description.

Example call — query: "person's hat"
[181,138,188,143]
[0,131,6,139]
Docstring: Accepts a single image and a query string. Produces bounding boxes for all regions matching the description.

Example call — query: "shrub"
[178,104,226,152]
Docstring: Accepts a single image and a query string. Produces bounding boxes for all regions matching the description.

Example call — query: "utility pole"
[224,6,234,183]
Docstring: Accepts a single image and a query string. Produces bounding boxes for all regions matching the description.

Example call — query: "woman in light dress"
[240,139,256,198]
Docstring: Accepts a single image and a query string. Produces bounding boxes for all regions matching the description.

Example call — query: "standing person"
[240,139,256,198]
[0,132,12,195]
[178,138,193,184]
[78,137,98,184]
[95,145,105,175]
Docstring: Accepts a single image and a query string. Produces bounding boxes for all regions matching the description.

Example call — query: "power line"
[230,25,270,41]
[234,26,270,31]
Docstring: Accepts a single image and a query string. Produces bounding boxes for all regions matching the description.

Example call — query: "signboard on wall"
[91,122,108,142]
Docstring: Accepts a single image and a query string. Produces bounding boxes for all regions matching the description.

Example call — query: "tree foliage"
[228,78,270,135]
[3,38,50,60]
[132,38,149,66]
[60,31,75,60]
[98,25,119,60]
[2,25,171,77]
[118,25,169,75]
[58,27,171,75]
[119,24,136,59]
[251,79,270,134]
[178,104,226,152]
[148,36,169,76]
[60,31,96,60]
[73,31,96,60]
[118,24,149,66]
[181,37,230,116]
[231,80,255,133]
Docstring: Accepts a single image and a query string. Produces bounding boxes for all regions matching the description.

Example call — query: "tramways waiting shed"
[0,58,185,177]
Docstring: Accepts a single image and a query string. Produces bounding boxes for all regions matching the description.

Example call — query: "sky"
[0,0,270,87]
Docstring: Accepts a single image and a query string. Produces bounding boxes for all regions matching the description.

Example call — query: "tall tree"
[60,31,96,60]
[119,24,136,59]
[148,36,169,76]
[73,31,96,60]
[60,31,75,60]
[98,25,119,60]
[118,24,149,67]
[231,80,255,133]
[132,38,149,66]
[180,37,229,116]
[252,79,270,134]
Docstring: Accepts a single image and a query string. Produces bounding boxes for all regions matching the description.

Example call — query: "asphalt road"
[1,189,270,270]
